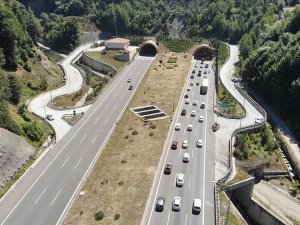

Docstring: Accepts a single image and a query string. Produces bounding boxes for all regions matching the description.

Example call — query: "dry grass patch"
[63,44,199,225]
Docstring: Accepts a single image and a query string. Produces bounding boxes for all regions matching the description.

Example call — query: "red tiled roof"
[105,38,130,44]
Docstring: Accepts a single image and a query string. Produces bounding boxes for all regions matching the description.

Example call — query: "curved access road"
[29,42,97,141]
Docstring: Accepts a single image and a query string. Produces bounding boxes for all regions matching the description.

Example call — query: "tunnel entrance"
[193,44,215,60]
[139,40,158,56]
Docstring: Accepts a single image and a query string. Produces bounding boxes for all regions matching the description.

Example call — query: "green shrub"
[114,213,120,220]
[22,122,43,142]
[132,130,138,135]
[94,211,104,221]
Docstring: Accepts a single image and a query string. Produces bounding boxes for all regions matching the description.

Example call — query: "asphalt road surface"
[0,56,154,225]
[143,60,216,225]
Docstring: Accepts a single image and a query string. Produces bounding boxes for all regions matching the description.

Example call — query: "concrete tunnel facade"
[193,44,215,60]
[139,40,158,56]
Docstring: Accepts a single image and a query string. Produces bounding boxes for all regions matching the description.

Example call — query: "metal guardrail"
[214,82,267,225]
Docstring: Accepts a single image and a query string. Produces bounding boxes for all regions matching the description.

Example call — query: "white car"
[196,139,203,148]
[46,114,54,121]
[127,78,132,82]
[183,153,190,162]
[176,173,185,186]
[190,82,194,86]
[187,87,191,91]
[185,99,190,104]
[191,110,196,117]
[255,116,263,124]
[172,196,182,211]
[199,115,204,122]
[193,199,202,212]
[182,140,188,148]
[192,100,198,106]
[200,102,205,108]
[187,124,193,131]
[175,123,181,131]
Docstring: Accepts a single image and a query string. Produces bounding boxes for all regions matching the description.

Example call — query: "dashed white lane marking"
[93,117,100,124]
[105,104,109,110]
[104,118,109,125]
[80,134,87,143]
[185,213,187,225]
[174,173,177,187]
[34,187,47,205]
[113,105,118,111]
[91,135,98,144]
[61,156,70,168]
[50,189,61,206]
[189,175,191,189]
[74,158,82,170]
[166,211,170,225]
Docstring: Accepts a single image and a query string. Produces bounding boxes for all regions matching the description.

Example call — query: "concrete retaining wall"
[79,53,117,76]
[248,198,286,225]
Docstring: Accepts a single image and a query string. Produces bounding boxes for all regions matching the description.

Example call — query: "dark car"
[196,82,200,86]
[128,85,133,90]
[155,196,166,212]
[191,75,194,79]
[181,109,187,116]
[164,163,172,174]
[184,94,188,98]
[192,70,195,73]
[171,141,178,150]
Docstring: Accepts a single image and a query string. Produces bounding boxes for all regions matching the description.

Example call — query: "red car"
[171,141,178,150]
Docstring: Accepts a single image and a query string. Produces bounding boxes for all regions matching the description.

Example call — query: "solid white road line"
[74,158,82,170]
[105,104,109,110]
[93,117,100,124]
[61,156,70,169]
[34,187,47,205]
[91,135,98,144]
[185,213,187,225]
[50,189,61,206]
[189,175,191,189]
[166,211,170,225]
[80,134,87,143]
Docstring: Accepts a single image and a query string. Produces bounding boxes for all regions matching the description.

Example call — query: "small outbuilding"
[104,37,130,50]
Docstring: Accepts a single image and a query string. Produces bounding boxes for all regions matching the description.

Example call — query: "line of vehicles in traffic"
[154,61,210,215]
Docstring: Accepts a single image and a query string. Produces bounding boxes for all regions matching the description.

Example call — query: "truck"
[200,78,208,95]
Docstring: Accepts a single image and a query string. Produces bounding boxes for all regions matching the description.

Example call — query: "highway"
[143,60,216,225]
[0,56,154,225]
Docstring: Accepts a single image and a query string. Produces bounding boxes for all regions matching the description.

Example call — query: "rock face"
[0,128,35,187]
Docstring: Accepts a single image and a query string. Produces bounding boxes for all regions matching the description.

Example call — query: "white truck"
[200,78,208,95]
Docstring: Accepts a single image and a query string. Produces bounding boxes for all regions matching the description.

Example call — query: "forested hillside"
[239,5,300,140]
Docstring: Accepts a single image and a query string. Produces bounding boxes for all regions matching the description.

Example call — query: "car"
[198,71,201,76]
[191,75,194,79]
[205,64,209,68]
[171,141,178,150]
[182,140,188,148]
[201,61,204,64]
[187,124,193,131]
[231,78,239,83]
[190,82,194,86]
[46,114,54,121]
[196,139,203,148]
[183,153,190,162]
[185,99,190,104]
[192,70,195,73]
[200,102,205,108]
[155,196,166,212]
[176,173,185,187]
[204,70,207,74]
[164,163,172,174]
[127,78,132,82]
[203,75,207,79]
[184,94,189,98]
[193,199,201,213]
[128,85,133,90]
[200,65,203,68]
[172,196,182,211]
[199,115,204,122]
[175,123,181,130]
[181,109,187,116]
[192,100,198,106]
[196,82,200,85]
[187,87,191,91]
[191,110,196,117]
[255,116,263,124]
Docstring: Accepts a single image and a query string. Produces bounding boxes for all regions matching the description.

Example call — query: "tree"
[7,73,21,105]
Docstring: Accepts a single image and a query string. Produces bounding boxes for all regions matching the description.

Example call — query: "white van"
[193,199,201,212]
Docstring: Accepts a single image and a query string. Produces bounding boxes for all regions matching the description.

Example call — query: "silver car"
[172,196,182,211]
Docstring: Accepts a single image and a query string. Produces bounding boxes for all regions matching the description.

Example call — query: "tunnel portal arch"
[193,44,215,60]
[139,40,158,56]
